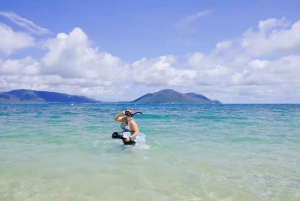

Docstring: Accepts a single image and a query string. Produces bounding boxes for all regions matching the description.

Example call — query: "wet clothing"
[120,118,136,145]
[121,118,132,132]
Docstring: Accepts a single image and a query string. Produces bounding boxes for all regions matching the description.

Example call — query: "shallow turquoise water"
[0,104,300,201]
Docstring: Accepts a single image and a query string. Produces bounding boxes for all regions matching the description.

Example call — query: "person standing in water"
[113,108,139,143]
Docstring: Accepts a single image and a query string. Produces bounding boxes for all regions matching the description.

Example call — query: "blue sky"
[1,0,300,103]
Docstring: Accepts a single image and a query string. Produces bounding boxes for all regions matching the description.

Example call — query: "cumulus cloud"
[258,17,286,35]
[0,11,50,34]
[241,18,300,56]
[132,56,196,86]
[248,60,269,69]
[231,55,300,87]
[188,52,205,69]
[181,17,300,102]
[0,23,34,55]
[40,27,129,81]
[0,56,39,75]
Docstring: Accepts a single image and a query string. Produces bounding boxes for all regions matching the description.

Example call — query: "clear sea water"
[0,104,299,201]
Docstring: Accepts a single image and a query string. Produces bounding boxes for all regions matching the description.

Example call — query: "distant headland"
[0,89,221,104]
[0,89,100,104]
[128,89,221,104]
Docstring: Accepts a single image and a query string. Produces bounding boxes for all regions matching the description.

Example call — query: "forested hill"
[0,89,100,103]
[131,89,221,104]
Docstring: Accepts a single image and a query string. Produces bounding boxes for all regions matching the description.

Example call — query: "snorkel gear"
[112,132,126,139]
[125,110,132,116]
[120,111,143,130]
[112,132,136,146]
[125,111,143,117]
[132,112,143,116]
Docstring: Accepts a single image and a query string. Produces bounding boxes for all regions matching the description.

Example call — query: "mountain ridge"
[0,89,100,103]
[0,89,221,104]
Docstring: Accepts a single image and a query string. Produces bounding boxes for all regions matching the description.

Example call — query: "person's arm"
[125,120,139,142]
[114,111,125,122]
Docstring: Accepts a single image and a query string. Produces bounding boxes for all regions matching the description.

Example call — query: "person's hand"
[120,111,125,115]
[124,137,131,142]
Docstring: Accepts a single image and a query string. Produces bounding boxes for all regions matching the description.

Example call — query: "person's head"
[125,108,134,117]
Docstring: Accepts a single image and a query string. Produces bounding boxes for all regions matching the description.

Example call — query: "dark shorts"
[122,139,136,146]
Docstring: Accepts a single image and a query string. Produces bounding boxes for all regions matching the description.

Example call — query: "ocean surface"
[0,104,299,201]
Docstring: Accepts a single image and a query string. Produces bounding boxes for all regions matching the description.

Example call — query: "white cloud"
[258,17,286,35]
[0,56,38,75]
[248,60,269,69]
[0,11,50,34]
[216,40,232,52]
[0,23,34,55]
[188,52,205,69]
[241,18,300,56]
[132,56,196,87]
[231,55,300,87]
[195,65,231,86]
[40,27,129,80]
[181,18,300,102]
[176,10,212,28]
